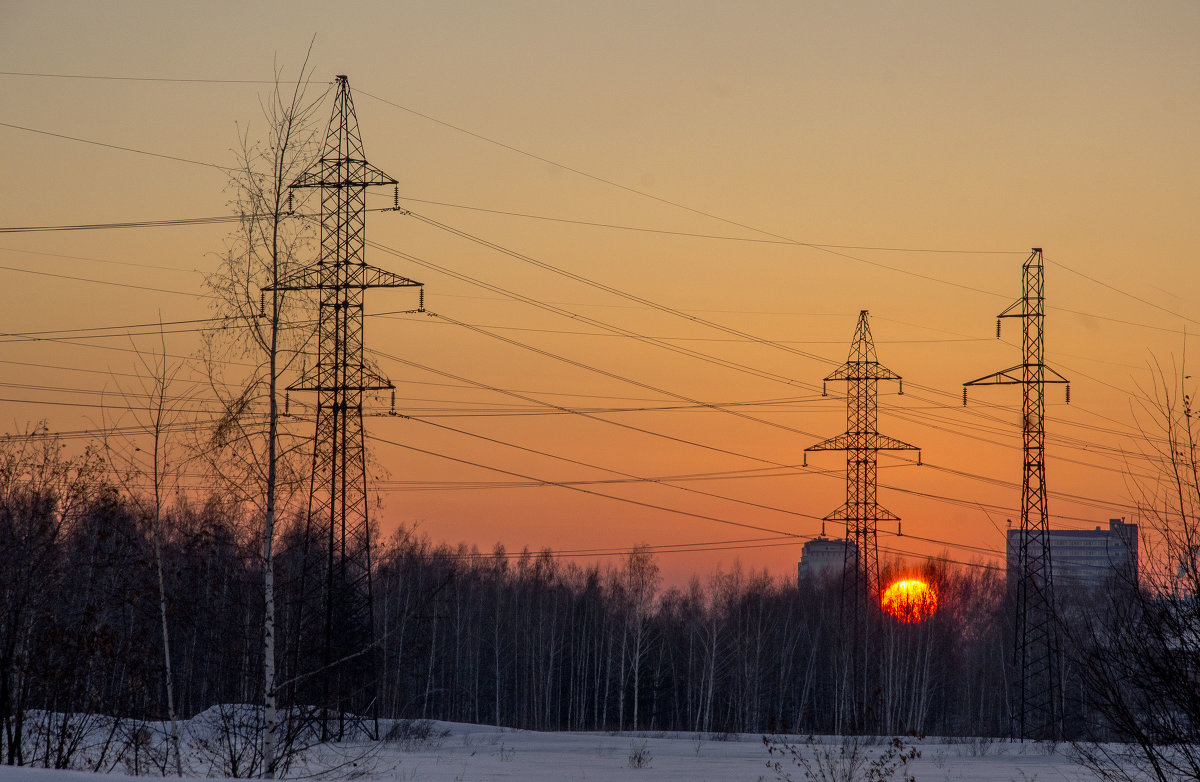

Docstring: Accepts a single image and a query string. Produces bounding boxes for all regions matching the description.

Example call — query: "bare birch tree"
[0,424,102,765]
[200,49,323,779]
[1071,363,1200,781]
[101,326,197,776]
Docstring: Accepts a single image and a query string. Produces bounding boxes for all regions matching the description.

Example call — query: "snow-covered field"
[0,716,1110,781]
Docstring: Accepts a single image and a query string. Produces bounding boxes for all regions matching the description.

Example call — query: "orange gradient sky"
[2,1,1198,586]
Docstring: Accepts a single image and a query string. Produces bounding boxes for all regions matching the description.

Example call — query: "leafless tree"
[200,46,324,779]
[1070,362,1200,781]
[0,424,103,765]
[101,326,198,776]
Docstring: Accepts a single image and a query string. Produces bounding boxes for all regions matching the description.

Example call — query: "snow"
[0,717,1112,781]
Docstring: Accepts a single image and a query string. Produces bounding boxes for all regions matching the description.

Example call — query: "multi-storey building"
[1006,518,1138,590]
[796,536,856,585]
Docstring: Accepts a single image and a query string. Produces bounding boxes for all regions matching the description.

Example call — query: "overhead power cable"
[1045,253,1199,327]
[371,346,801,470]
[369,343,1128,526]
[0,214,246,233]
[0,70,289,84]
[367,430,807,539]
[4,80,1189,336]
[381,194,1019,253]
[359,89,1023,295]
[368,233,1144,484]
[0,263,212,297]
[0,120,233,171]
[397,412,821,523]
[362,430,1020,569]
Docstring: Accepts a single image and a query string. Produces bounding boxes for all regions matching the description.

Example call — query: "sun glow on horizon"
[881,578,938,623]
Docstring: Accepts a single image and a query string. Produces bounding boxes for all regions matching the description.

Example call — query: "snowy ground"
[0,717,1113,781]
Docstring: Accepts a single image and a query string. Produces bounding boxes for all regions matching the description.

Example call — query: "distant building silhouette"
[797,536,857,586]
[1006,518,1138,590]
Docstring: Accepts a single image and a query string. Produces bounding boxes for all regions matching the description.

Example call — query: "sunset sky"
[2,1,1197,586]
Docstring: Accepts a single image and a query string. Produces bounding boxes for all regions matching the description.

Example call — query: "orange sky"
[2,1,1198,587]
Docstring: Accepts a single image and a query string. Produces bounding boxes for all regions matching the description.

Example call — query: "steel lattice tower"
[805,311,919,729]
[266,75,421,733]
[807,310,920,604]
[964,248,1069,741]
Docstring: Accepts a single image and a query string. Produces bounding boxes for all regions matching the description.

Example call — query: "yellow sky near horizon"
[1,0,1197,587]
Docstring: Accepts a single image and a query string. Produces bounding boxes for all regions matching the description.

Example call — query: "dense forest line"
[0,427,1057,746]
[0,423,1193,777]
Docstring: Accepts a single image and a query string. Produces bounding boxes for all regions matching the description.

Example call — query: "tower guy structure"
[266,75,422,734]
[964,248,1069,741]
[806,310,919,729]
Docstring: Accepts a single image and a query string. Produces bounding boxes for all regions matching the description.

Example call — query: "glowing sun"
[881,578,938,623]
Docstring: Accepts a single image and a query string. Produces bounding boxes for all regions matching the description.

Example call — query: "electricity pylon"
[805,310,919,730]
[266,75,422,736]
[963,248,1069,741]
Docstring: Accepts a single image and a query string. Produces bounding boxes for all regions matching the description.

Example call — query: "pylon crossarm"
[266,265,422,292]
[997,297,1032,319]
[964,365,1025,386]
[264,266,325,292]
[361,266,422,289]
[824,361,901,383]
[870,433,920,452]
[1043,366,1070,384]
[290,159,397,189]
[824,503,901,522]
[288,369,396,394]
[288,359,395,392]
[806,433,855,452]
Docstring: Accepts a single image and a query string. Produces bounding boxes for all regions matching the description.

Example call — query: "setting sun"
[881,578,939,623]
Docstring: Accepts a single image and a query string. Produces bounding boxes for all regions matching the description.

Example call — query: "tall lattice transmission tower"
[266,75,422,733]
[964,248,1069,741]
[805,310,919,728]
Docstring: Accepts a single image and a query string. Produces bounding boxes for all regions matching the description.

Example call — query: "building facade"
[1006,518,1138,590]
[797,536,856,586]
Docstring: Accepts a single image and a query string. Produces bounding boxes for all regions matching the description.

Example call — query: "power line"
[362,430,1011,571]
[367,430,809,550]
[5,81,1191,343]
[388,312,986,346]
[0,120,233,171]
[369,340,1134,528]
[0,316,233,340]
[393,210,1193,450]
[0,214,246,233]
[382,193,1022,254]
[368,232,1148,487]
[0,236,1156,506]
[397,412,822,523]
[372,346,803,471]
[1046,253,1199,328]
[0,263,213,297]
[359,88,1026,296]
[0,70,286,84]
[0,244,198,274]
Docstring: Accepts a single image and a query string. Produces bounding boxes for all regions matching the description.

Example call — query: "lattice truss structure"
[266,75,422,727]
[964,248,1069,741]
[806,310,920,611]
